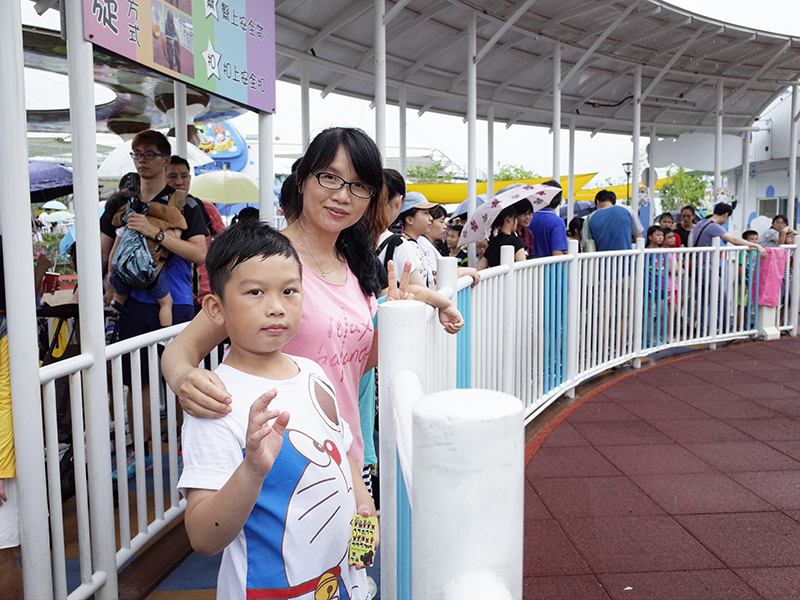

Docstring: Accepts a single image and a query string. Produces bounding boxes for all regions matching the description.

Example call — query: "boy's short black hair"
[742,229,759,240]
[206,223,301,299]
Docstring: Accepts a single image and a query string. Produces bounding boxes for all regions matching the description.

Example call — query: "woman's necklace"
[298,230,341,278]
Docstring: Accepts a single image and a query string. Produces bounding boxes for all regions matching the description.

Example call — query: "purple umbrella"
[29,161,73,203]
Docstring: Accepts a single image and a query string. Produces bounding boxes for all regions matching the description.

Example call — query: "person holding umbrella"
[479,201,531,269]
[458,183,562,269]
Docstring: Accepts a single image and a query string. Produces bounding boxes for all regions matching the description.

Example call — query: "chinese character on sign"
[221,3,230,21]
[128,23,141,47]
[127,0,139,19]
[256,24,264,40]
[92,0,120,35]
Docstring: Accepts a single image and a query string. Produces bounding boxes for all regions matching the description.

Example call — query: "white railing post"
[412,389,523,600]
[709,237,721,349]
[0,3,54,597]
[378,300,428,600]
[65,0,119,595]
[501,245,516,395]
[565,240,579,397]
[632,238,645,368]
[437,256,459,387]
[792,242,800,336]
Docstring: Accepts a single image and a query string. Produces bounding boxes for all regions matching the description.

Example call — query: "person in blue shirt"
[527,179,568,257]
[582,189,644,252]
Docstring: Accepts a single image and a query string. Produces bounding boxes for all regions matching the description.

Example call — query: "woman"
[162,128,462,474]
[478,201,530,269]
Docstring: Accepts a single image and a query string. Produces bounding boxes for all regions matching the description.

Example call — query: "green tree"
[407,161,448,184]
[495,163,537,181]
[658,166,707,211]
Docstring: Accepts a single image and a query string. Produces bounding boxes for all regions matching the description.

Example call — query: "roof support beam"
[683,33,755,69]
[720,40,791,77]
[301,0,374,52]
[607,17,691,55]
[475,0,539,64]
[560,0,644,89]
[720,41,792,113]
[553,42,562,181]
[539,0,618,30]
[640,25,708,101]
[321,1,451,96]
[384,0,413,25]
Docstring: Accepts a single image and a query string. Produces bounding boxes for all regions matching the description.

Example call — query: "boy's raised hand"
[243,390,290,479]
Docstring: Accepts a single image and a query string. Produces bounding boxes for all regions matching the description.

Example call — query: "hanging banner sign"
[83,0,275,113]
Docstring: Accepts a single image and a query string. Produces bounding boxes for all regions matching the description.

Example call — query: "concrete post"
[412,389,523,599]
[259,112,275,225]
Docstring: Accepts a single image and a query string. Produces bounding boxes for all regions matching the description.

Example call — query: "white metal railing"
[377,237,798,599]
[19,237,799,599]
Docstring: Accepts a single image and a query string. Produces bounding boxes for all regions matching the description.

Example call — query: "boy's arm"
[107,235,122,277]
[184,390,290,555]
[722,233,767,258]
[406,284,464,335]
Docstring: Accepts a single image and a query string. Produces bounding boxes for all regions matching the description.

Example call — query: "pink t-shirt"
[283,258,377,467]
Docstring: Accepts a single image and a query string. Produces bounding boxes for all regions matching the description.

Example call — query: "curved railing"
[25,238,799,599]
[379,238,799,597]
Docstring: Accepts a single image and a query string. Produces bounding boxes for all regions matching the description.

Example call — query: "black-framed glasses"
[130,151,168,161]
[313,172,375,199]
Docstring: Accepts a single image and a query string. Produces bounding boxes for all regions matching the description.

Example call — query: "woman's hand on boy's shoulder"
[243,389,290,479]
[178,368,232,418]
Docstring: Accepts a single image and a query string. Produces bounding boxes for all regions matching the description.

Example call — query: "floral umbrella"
[458,183,561,246]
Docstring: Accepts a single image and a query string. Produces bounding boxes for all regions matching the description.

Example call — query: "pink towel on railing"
[758,247,787,306]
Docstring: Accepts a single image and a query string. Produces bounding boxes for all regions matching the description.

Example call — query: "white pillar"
[788,84,798,229]
[632,237,645,368]
[632,65,641,206]
[173,81,188,158]
[487,104,495,198]
[300,63,310,152]
[399,87,407,179]
[648,127,656,219]
[65,0,118,596]
[259,112,275,226]
[501,245,516,396]
[467,10,477,266]
[374,0,387,159]
[0,3,53,598]
[742,131,751,231]
[715,79,724,196]
[567,116,575,223]
[552,42,561,182]
[379,301,428,600]
[565,240,579,397]
[412,389,523,600]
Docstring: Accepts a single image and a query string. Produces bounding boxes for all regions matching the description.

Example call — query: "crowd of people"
[6,123,800,600]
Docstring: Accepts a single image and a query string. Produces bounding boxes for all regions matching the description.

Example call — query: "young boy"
[178,223,376,600]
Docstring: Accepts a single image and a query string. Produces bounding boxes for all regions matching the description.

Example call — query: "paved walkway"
[523,337,800,600]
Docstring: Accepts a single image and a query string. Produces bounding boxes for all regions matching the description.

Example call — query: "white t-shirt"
[377,231,435,286]
[178,357,370,600]
[417,235,440,283]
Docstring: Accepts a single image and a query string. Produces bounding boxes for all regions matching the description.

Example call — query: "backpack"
[376,234,404,271]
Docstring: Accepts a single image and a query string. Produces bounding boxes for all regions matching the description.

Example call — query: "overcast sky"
[21,0,800,184]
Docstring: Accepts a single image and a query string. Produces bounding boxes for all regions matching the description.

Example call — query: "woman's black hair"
[206,222,300,298]
[567,216,584,236]
[490,202,527,231]
[283,127,384,297]
[231,206,260,227]
[383,168,406,199]
[429,205,447,220]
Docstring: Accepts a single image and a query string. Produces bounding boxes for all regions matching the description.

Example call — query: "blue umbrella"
[29,161,73,203]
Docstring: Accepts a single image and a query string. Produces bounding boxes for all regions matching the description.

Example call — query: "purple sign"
[83,0,275,113]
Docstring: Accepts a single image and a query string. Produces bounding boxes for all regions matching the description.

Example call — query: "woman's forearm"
[162,310,227,393]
